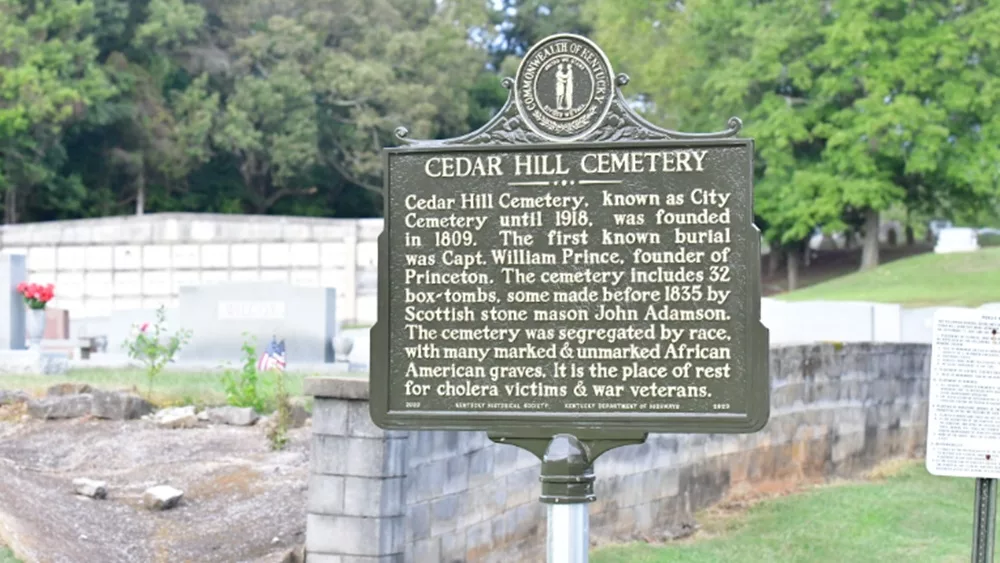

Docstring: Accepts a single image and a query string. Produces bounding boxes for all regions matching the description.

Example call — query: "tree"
[591,0,1000,274]
[108,0,210,215]
[807,0,1000,269]
[56,0,218,218]
[0,0,114,223]
[590,0,837,289]
[198,0,490,214]
[0,0,506,222]
[487,0,594,72]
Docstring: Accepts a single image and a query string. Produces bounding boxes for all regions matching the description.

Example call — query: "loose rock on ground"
[0,415,309,563]
[142,485,184,510]
[206,406,259,426]
[0,390,29,405]
[91,390,154,421]
[13,385,311,431]
[23,385,155,422]
[151,405,199,429]
[27,394,94,420]
[47,383,93,397]
[73,478,108,499]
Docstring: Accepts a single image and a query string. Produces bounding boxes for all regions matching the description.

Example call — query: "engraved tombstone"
[178,281,336,364]
[369,33,769,436]
[0,254,26,350]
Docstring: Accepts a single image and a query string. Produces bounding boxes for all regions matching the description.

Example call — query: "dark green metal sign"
[370,33,769,436]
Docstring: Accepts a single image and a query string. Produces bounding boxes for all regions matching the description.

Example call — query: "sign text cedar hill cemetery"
[370,34,769,436]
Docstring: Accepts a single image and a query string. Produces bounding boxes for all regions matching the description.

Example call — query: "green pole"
[973,478,997,563]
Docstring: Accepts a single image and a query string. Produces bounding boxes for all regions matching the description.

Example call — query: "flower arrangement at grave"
[16,282,54,309]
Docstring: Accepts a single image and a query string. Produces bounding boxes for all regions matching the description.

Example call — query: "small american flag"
[257,337,286,372]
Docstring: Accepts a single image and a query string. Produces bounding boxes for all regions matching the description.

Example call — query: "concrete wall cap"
[305,376,370,400]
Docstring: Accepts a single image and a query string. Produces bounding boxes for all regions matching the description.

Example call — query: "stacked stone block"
[305,343,932,562]
[306,378,408,562]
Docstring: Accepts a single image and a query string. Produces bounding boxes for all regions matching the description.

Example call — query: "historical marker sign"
[927,307,1000,479]
[370,34,769,435]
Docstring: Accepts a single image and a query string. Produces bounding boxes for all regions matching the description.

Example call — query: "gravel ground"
[0,408,309,563]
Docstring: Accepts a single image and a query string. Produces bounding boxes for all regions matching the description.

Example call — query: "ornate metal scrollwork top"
[394,34,742,149]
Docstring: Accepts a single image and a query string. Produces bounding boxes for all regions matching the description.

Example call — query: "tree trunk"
[786,248,799,291]
[860,208,880,270]
[905,207,914,245]
[135,173,145,216]
[4,186,17,224]
[767,241,782,276]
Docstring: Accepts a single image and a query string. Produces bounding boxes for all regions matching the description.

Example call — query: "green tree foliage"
[0,0,114,223]
[488,0,593,72]
[189,0,492,214]
[591,0,1000,280]
[4,0,999,241]
[0,0,497,222]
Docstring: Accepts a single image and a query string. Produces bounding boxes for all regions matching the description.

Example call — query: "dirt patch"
[0,404,26,423]
[863,457,916,481]
[0,413,309,563]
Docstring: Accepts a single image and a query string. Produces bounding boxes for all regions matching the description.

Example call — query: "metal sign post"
[540,435,594,563]
[494,433,644,563]
[974,478,997,563]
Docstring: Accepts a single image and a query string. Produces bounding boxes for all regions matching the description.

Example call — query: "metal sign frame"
[369,33,769,437]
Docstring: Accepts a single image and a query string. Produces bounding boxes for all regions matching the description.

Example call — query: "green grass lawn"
[0,546,19,563]
[779,247,1000,307]
[592,461,973,563]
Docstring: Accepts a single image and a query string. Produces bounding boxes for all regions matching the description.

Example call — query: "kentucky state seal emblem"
[514,34,615,142]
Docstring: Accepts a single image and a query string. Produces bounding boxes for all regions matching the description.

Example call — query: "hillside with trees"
[0,0,998,282]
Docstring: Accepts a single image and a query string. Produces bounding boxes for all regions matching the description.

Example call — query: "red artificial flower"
[139,322,149,332]
[17,282,55,307]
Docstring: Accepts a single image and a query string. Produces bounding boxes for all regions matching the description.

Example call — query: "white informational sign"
[926,308,1000,478]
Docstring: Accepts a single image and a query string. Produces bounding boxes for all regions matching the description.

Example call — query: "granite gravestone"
[42,308,70,340]
[0,254,26,350]
[369,33,769,436]
[178,281,336,365]
[934,226,980,254]
[105,307,176,354]
[0,254,68,374]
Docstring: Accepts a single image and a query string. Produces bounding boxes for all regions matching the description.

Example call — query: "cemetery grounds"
[0,368,320,563]
[591,246,1000,560]
[2,248,1000,561]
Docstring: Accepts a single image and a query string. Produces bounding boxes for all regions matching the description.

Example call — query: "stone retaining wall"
[304,343,931,562]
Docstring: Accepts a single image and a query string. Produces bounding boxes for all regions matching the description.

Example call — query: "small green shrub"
[122,306,192,398]
[220,333,292,449]
[221,334,269,413]
[980,233,1000,247]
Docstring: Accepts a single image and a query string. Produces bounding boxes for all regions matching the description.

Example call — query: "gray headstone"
[103,308,176,354]
[0,254,26,350]
[178,281,336,364]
